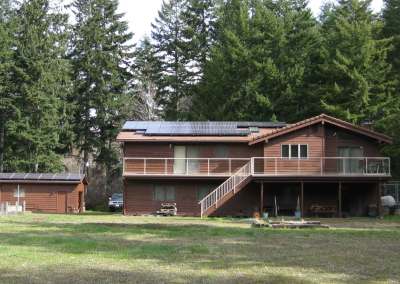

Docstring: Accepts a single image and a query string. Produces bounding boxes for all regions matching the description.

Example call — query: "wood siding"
[124,142,263,175]
[124,180,222,216]
[0,182,85,213]
[122,121,386,217]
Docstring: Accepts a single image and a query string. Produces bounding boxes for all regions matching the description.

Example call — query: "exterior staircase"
[199,161,253,217]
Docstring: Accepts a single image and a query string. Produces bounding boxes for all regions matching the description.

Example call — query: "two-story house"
[117,114,392,218]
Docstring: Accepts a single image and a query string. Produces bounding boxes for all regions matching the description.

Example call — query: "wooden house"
[117,114,392,217]
[0,173,86,213]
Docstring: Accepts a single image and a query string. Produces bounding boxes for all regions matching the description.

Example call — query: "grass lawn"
[0,213,399,283]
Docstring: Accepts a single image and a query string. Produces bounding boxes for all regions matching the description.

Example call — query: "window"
[281,144,308,159]
[173,145,200,174]
[337,147,363,173]
[214,145,229,158]
[154,185,175,201]
[13,188,25,198]
[197,185,214,201]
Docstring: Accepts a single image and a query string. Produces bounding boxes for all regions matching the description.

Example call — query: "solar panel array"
[122,121,286,136]
[0,173,84,181]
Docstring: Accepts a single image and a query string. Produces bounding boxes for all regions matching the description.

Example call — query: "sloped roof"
[121,121,286,136]
[249,114,392,145]
[0,173,87,184]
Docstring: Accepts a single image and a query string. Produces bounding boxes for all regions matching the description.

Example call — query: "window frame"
[13,188,25,198]
[153,185,176,202]
[281,144,309,160]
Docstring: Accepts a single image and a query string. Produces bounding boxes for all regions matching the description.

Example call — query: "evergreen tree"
[70,0,134,195]
[382,0,400,79]
[151,0,192,119]
[132,37,159,120]
[191,0,320,121]
[6,0,70,172]
[319,0,394,124]
[0,0,15,172]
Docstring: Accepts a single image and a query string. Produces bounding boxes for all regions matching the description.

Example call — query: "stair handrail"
[199,160,252,217]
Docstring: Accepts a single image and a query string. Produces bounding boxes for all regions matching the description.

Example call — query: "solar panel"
[0,173,84,181]
[122,120,286,136]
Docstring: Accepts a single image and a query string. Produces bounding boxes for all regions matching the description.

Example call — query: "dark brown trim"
[260,182,264,215]
[300,181,304,218]
[338,182,342,218]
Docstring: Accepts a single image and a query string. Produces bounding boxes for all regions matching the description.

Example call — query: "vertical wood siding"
[0,182,85,213]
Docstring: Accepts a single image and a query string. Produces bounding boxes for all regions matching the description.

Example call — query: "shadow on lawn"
[0,221,399,283]
[0,267,313,284]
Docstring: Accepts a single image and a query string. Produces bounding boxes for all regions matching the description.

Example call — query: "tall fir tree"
[132,37,160,120]
[191,0,321,121]
[382,0,400,79]
[6,0,70,172]
[151,0,192,119]
[70,0,134,195]
[0,0,15,172]
[318,0,394,124]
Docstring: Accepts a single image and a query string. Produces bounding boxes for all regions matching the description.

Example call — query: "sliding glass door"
[173,146,200,174]
[337,147,363,174]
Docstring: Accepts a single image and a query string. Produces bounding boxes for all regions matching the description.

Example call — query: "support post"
[260,182,264,216]
[377,182,382,218]
[300,181,304,218]
[338,182,342,218]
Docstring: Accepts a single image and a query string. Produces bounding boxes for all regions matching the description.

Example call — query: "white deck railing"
[123,157,390,177]
[199,161,252,217]
[123,158,250,176]
[252,157,390,176]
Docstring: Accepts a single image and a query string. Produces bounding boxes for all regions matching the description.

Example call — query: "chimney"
[360,119,374,130]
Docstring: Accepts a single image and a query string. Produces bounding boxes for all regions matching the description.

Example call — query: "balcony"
[123,158,250,177]
[123,157,390,177]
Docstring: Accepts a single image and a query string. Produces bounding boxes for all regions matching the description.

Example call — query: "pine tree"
[382,0,400,78]
[132,37,159,120]
[70,0,134,195]
[319,0,395,124]
[191,0,321,122]
[151,0,192,120]
[6,0,70,172]
[0,0,15,172]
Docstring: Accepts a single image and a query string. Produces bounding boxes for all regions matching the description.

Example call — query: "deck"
[123,157,391,178]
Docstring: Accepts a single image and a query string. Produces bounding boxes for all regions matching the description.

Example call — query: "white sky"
[118,0,384,43]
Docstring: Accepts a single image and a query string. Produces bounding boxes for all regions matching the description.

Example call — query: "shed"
[0,173,87,213]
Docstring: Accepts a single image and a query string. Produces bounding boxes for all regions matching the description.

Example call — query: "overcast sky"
[118,0,384,43]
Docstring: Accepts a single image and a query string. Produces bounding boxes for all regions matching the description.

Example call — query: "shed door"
[57,192,67,213]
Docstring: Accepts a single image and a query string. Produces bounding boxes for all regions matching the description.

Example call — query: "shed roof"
[0,173,87,184]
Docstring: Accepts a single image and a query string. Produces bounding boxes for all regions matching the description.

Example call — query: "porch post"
[338,182,342,218]
[260,182,264,216]
[300,181,304,218]
[377,182,382,218]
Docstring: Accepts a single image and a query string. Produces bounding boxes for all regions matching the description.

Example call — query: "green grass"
[0,213,399,283]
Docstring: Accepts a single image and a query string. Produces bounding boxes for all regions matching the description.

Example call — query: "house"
[0,173,87,213]
[117,114,392,218]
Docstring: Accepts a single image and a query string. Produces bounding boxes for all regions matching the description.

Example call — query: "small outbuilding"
[0,173,87,213]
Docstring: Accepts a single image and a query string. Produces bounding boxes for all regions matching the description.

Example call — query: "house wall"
[257,124,383,174]
[124,180,222,216]
[0,182,85,213]
[124,179,378,217]
[124,142,263,174]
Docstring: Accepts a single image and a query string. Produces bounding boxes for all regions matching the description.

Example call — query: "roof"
[249,114,392,145]
[0,173,87,184]
[121,121,286,136]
